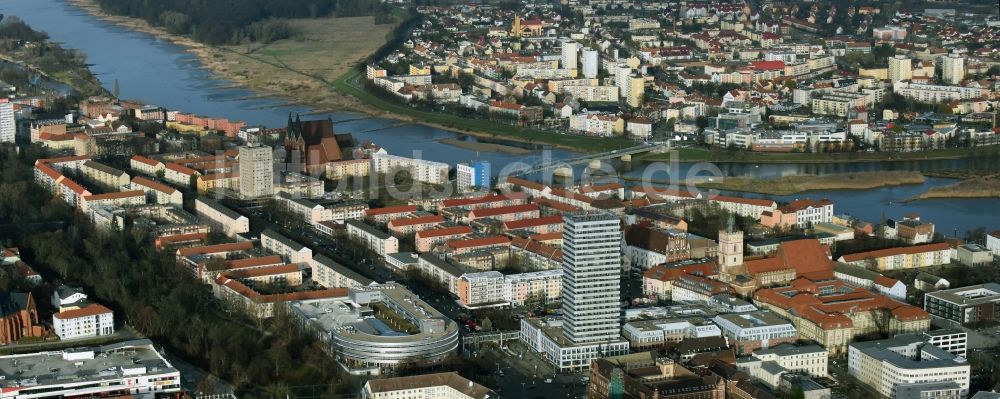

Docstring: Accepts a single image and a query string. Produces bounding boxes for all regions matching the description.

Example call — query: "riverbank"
[64,0,628,153]
[680,171,927,195]
[641,145,1000,164]
[437,138,534,155]
[911,173,1000,200]
[0,17,105,96]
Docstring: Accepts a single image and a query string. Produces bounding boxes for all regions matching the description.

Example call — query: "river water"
[2,0,998,234]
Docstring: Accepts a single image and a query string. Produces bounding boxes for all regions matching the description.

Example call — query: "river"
[2,0,998,234]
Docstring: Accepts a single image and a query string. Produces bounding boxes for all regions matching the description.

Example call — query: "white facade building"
[561,40,579,71]
[238,145,274,199]
[371,153,449,185]
[52,303,115,340]
[0,102,15,143]
[848,335,970,399]
[582,48,599,79]
[0,340,181,399]
[261,228,313,264]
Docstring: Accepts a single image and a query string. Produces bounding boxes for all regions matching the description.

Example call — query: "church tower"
[512,15,522,38]
[718,215,743,276]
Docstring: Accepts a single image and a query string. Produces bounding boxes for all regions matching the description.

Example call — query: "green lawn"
[331,70,636,153]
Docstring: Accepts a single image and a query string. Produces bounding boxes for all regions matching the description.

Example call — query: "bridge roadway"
[512,142,669,175]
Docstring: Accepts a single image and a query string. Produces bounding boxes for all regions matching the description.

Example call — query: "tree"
[112,79,120,98]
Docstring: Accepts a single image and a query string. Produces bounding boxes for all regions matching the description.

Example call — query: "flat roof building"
[0,340,181,399]
[924,283,1000,325]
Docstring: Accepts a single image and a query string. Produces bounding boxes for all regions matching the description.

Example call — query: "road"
[477,341,587,399]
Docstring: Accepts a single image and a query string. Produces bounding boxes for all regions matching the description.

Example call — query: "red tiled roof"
[157,233,207,245]
[165,162,198,175]
[778,198,832,213]
[503,215,564,230]
[36,163,62,180]
[751,60,786,71]
[59,178,90,195]
[416,225,474,239]
[510,237,562,260]
[469,203,539,218]
[505,177,546,191]
[54,303,113,320]
[840,242,950,263]
[177,241,254,257]
[131,155,162,167]
[388,215,445,227]
[532,198,579,212]
[530,231,563,241]
[226,255,284,270]
[446,236,511,249]
[441,192,527,208]
[132,176,177,194]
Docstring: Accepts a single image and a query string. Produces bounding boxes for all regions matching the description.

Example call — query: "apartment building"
[81,190,146,213]
[569,113,625,136]
[562,85,620,102]
[440,192,527,211]
[838,243,951,271]
[467,203,540,222]
[310,254,374,289]
[388,214,445,235]
[81,160,130,190]
[261,229,313,264]
[275,191,330,225]
[130,155,165,176]
[761,198,833,229]
[0,102,14,143]
[194,197,250,237]
[371,153,449,185]
[346,219,399,258]
[892,81,983,103]
[163,162,199,188]
[130,176,183,207]
[415,226,474,252]
[457,271,506,308]
[709,196,777,219]
[52,303,114,340]
[365,205,418,224]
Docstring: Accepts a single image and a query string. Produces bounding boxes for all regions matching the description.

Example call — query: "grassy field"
[641,145,1000,163]
[203,16,396,111]
[915,173,1000,200]
[693,171,926,195]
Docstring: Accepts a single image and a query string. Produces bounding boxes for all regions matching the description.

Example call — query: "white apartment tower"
[888,55,912,83]
[941,53,965,85]
[582,48,599,79]
[0,102,14,143]
[561,40,579,71]
[615,63,631,95]
[238,145,274,198]
[562,212,623,344]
